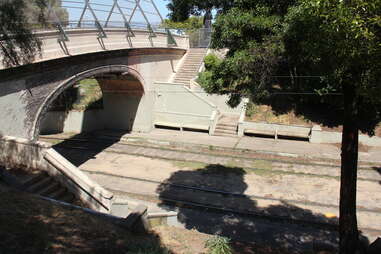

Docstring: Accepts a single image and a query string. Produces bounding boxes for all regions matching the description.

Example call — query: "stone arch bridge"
[0,29,188,141]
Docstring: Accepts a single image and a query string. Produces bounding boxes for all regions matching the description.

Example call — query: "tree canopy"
[0,0,68,67]
[0,0,42,67]
[202,0,381,133]
[198,0,381,253]
[161,16,203,32]
[166,0,233,22]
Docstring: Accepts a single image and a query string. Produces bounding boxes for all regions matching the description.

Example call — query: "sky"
[62,0,170,26]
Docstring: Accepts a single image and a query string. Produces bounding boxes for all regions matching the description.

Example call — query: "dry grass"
[0,184,169,254]
[246,105,312,127]
[246,105,381,137]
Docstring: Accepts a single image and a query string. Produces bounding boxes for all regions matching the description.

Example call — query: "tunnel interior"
[39,72,145,137]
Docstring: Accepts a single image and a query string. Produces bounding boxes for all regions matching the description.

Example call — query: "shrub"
[205,235,233,254]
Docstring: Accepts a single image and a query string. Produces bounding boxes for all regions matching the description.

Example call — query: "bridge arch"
[33,65,146,141]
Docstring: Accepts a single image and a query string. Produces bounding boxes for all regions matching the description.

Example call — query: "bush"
[204,53,222,70]
[245,102,258,117]
[205,235,233,254]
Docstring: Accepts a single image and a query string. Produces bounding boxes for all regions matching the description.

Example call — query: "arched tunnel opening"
[38,72,145,139]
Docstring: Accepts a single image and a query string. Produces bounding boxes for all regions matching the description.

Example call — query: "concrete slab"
[94,129,381,163]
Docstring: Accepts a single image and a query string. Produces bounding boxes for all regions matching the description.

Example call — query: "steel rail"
[83,169,381,214]
[104,179,381,234]
[40,136,374,169]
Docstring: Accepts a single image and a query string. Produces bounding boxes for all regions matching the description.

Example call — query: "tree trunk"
[339,83,359,254]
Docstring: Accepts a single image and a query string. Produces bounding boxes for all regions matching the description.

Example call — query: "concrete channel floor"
[40,129,381,251]
[97,128,381,163]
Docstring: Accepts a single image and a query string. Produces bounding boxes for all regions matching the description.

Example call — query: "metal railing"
[27,0,182,51]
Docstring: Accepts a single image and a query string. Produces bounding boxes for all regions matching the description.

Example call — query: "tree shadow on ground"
[156,164,368,253]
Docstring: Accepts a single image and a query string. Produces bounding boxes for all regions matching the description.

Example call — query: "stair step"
[176,73,198,76]
[214,129,237,135]
[22,172,48,187]
[180,63,201,66]
[178,68,200,71]
[214,132,237,137]
[215,126,237,131]
[217,123,238,128]
[37,181,61,196]
[175,76,196,80]
[174,77,193,80]
[176,72,197,76]
[27,176,53,193]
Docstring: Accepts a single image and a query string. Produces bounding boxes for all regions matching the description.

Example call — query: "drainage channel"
[47,139,381,183]
[83,169,381,238]
[83,169,381,215]
[40,136,348,168]
[105,185,381,237]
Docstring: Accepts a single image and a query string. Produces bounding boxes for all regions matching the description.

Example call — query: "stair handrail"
[44,148,113,212]
[209,109,220,135]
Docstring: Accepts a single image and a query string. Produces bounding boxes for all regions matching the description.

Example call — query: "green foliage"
[25,0,69,25]
[205,235,233,254]
[0,0,68,67]
[245,102,257,117]
[198,53,222,91]
[167,0,233,22]
[161,16,203,32]
[204,53,222,70]
[0,0,42,67]
[283,0,381,133]
[203,0,381,132]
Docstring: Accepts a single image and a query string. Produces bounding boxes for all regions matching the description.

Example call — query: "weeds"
[205,235,233,254]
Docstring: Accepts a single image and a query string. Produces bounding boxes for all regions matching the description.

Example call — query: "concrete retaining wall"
[310,125,381,146]
[154,82,216,130]
[189,80,244,115]
[40,110,105,134]
[239,122,381,147]
[238,121,311,140]
[0,136,113,213]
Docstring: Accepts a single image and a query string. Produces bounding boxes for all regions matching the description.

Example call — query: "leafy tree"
[284,2,381,253]
[25,0,68,25]
[161,16,203,32]
[0,0,42,67]
[166,0,233,23]
[201,0,381,253]
[0,0,68,67]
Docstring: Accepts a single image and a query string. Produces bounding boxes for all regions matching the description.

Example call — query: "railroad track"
[83,169,381,235]
[41,136,344,168]
[40,136,381,183]
[39,136,381,234]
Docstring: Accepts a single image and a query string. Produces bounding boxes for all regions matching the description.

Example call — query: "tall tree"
[0,0,42,67]
[201,0,381,253]
[284,1,381,252]
[0,0,68,67]
[25,0,68,25]
[166,0,233,23]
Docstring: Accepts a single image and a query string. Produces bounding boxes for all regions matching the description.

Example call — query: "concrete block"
[310,125,322,143]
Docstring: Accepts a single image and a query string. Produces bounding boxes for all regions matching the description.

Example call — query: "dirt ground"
[246,104,381,137]
[0,183,304,254]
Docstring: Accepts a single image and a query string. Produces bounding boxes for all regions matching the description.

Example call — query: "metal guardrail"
[24,0,183,50]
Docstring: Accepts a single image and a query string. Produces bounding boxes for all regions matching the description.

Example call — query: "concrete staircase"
[214,114,239,137]
[173,48,208,85]
[21,171,76,203]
